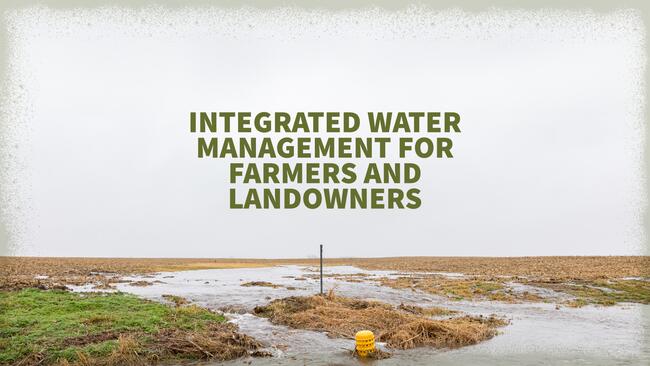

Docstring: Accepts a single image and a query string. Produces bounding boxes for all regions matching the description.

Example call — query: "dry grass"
[161,294,189,307]
[152,322,264,361]
[50,324,263,366]
[397,303,458,316]
[253,293,506,350]
[104,335,141,365]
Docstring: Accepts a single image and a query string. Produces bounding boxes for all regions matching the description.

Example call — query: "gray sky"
[1,7,645,257]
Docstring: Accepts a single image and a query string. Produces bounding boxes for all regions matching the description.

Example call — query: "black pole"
[320,244,323,295]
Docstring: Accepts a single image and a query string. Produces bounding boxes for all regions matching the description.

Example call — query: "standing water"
[79,266,649,366]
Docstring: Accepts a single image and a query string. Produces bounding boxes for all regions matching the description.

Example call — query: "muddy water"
[97,266,647,365]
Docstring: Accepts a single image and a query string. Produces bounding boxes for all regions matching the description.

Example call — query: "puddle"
[70,265,649,365]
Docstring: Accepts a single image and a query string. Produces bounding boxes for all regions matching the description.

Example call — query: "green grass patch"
[593,280,650,304]
[0,289,225,365]
[567,280,650,306]
[532,279,650,307]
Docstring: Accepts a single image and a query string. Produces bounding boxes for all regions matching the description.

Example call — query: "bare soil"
[2,256,648,306]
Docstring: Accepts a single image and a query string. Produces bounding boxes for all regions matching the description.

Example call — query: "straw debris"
[128,281,154,287]
[253,293,506,350]
[241,281,300,290]
[241,281,282,288]
[153,322,263,361]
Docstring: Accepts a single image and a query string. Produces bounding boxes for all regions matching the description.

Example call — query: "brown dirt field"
[253,292,507,350]
[1,256,648,291]
[343,256,650,280]
[0,257,275,290]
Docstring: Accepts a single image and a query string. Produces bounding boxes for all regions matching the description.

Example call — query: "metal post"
[320,244,323,295]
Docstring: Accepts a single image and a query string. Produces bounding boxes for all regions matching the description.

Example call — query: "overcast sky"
[1,7,645,257]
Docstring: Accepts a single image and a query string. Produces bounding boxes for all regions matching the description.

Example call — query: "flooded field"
[71,265,650,366]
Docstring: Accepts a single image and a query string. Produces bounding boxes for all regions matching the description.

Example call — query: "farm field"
[1,256,649,365]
